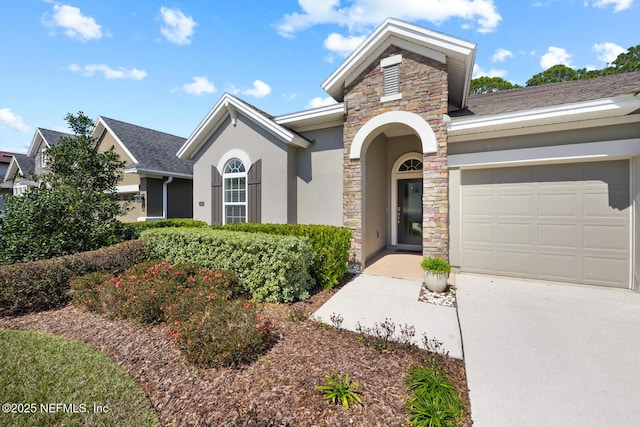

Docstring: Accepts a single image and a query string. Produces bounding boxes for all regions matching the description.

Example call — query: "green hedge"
[127,218,208,232]
[0,240,149,317]
[214,223,351,290]
[141,228,315,303]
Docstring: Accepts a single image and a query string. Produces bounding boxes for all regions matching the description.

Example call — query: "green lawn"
[0,329,158,427]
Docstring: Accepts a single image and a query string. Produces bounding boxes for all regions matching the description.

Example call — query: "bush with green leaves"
[0,112,130,263]
[404,360,465,427]
[142,228,315,302]
[315,371,363,409]
[0,239,148,316]
[127,218,208,232]
[214,223,351,290]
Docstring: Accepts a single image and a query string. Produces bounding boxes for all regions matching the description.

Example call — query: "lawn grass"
[0,329,158,427]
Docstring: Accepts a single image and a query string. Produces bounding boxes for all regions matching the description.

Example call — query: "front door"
[397,179,423,245]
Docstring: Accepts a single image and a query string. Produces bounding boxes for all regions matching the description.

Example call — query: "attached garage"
[460,160,631,288]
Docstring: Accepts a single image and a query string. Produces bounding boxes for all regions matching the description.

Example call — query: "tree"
[469,76,522,95]
[609,44,640,73]
[0,112,132,263]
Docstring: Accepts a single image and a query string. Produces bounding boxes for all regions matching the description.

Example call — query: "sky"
[0,0,638,153]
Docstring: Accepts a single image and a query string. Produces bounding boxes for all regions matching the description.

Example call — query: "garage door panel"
[537,253,578,282]
[460,160,630,288]
[538,224,578,249]
[583,256,629,287]
[498,194,533,216]
[497,223,533,246]
[583,225,629,251]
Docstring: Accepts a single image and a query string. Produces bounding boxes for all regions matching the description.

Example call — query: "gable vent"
[380,54,402,102]
[383,64,400,97]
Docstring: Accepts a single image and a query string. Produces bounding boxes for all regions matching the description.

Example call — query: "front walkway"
[312,271,463,359]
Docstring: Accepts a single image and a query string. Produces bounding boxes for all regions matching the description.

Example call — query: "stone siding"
[342,46,449,267]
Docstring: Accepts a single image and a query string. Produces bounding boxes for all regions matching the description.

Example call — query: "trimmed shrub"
[142,228,315,303]
[127,219,208,232]
[0,239,149,317]
[214,223,351,290]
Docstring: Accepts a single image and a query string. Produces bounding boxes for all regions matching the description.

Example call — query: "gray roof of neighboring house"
[13,154,35,177]
[449,71,640,119]
[99,116,193,177]
[39,128,73,146]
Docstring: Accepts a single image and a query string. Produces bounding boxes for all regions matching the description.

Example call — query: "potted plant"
[420,257,451,293]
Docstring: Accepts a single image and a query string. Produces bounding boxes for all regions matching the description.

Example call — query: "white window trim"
[13,185,28,196]
[222,158,248,224]
[41,149,48,168]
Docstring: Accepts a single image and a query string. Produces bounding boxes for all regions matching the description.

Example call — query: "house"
[3,128,72,196]
[177,18,640,291]
[0,151,22,210]
[93,116,193,222]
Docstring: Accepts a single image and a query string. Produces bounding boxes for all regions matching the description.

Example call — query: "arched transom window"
[223,158,247,223]
[398,158,423,172]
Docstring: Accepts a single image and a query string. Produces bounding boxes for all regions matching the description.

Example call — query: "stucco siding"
[296,126,344,226]
[634,156,640,292]
[192,115,289,224]
[364,134,388,259]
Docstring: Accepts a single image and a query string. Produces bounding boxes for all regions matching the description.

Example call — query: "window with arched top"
[223,158,247,223]
[398,158,423,172]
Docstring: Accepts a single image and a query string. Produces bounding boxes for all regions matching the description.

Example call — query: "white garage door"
[461,160,630,288]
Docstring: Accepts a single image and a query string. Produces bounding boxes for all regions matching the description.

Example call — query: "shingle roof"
[39,128,73,146]
[450,71,640,119]
[99,117,192,177]
[13,154,35,176]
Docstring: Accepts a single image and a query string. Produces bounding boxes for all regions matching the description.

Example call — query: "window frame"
[222,158,247,224]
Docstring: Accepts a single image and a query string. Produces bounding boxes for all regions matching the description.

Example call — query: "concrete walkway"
[313,273,463,359]
[456,273,640,427]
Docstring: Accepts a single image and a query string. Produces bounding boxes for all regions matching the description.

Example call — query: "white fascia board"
[94,116,139,164]
[275,103,345,131]
[3,157,20,182]
[449,95,640,137]
[322,18,475,100]
[178,94,309,160]
[116,184,139,193]
[26,128,47,158]
[126,168,193,180]
[448,138,640,169]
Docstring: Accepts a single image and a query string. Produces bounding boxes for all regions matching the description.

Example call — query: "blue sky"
[0,0,638,153]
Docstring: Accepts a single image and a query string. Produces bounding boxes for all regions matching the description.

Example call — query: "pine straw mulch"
[0,280,472,427]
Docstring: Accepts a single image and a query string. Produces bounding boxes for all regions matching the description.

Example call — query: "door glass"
[399,179,422,245]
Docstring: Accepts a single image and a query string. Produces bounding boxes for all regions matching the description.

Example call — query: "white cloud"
[160,7,197,45]
[472,64,507,78]
[242,80,272,98]
[305,96,338,109]
[324,33,367,57]
[588,0,633,12]
[69,64,147,80]
[43,4,103,41]
[182,76,216,95]
[0,108,30,133]
[276,0,502,37]
[492,48,513,63]
[540,46,573,69]
[592,42,626,65]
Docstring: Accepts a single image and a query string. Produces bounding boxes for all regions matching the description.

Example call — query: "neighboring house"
[93,116,193,222]
[178,18,640,291]
[0,151,23,210]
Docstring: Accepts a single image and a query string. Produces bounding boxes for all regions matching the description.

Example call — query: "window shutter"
[247,159,261,223]
[211,165,222,225]
[383,64,400,97]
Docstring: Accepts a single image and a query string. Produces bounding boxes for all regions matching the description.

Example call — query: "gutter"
[162,176,173,219]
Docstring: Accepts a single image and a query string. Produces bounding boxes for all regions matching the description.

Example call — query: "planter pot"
[424,271,448,293]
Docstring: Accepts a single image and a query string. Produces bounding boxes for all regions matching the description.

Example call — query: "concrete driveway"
[456,274,640,427]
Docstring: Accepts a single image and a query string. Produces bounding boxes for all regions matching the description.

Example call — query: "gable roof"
[322,18,476,110]
[95,116,193,178]
[178,93,311,160]
[26,128,73,157]
[448,71,640,139]
[4,154,35,182]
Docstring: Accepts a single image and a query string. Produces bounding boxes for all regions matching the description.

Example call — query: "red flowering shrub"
[70,260,273,368]
[168,300,275,368]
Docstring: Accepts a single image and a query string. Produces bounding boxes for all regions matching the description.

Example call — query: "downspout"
[162,176,173,219]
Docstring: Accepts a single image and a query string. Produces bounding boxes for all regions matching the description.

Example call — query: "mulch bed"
[0,280,472,426]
